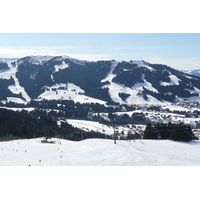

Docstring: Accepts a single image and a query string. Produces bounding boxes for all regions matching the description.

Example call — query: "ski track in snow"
[0,60,31,103]
[53,61,69,73]
[1,57,200,105]
[101,61,163,105]
[131,60,155,71]
[7,61,31,102]
[0,138,200,166]
[160,74,181,86]
[101,60,119,83]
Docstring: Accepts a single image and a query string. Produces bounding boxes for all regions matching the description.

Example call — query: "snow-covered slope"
[0,138,199,166]
[183,69,200,77]
[66,119,114,135]
[38,83,106,104]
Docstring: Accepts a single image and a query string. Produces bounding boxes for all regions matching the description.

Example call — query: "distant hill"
[0,55,200,105]
[182,69,200,78]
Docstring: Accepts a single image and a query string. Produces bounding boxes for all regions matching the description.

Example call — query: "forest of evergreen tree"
[0,108,111,141]
[143,122,198,141]
[0,105,198,142]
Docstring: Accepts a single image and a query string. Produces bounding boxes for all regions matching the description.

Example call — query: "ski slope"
[0,138,200,166]
[66,119,114,135]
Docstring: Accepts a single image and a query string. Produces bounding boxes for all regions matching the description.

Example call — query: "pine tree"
[144,122,197,141]
[169,123,197,141]
[143,123,156,139]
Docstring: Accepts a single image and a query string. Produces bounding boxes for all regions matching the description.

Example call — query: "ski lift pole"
[113,126,116,144]
[81,130,83,140]
[114,135,116,144]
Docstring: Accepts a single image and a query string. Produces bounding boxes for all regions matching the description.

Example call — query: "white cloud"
[0,46,92,58]
[67,53,111,61]
[147,57,200,70]
[0,46,112,62]
[1,47,200,70]
[0,47,57,57]
[0,47,21,54]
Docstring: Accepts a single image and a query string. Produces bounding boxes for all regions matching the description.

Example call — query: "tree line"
[0,108,111,141]
[143,122,198,141]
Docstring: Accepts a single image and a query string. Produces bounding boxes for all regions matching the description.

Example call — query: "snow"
[10,75,31,102]
[164,92,173,95]
[0,60,31,103]
[53,61,69,72]
[192,86,200,94]
[183,74,196,79]
[143,80,158,94]
[160,74,181,86]
[7,62,31,102]
[101,62,161,105]
[38,83,106,104]
[185,88,199,95]
[0,58,19,65]
[101,60,119,83]
[6,97,27,104]
[131,82,146,90]
[162,103,190,112]
[66,119,114,135]
[30,70,38,80]
[146,95,163,104]
[132,74,158,93]
[0,106,35,112]
[53,55,86,66]
[184,69,200,78]
[186,96,200,102]
[103,80,163,105]
[0,63,16,80]
[131,60,155,71]
[30,56,53,64]
[68,57,86,66]
[0,138,200,166]
[17,56,53,65]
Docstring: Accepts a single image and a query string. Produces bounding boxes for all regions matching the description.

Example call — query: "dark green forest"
[0,108,110,141]
[143,122,198,141]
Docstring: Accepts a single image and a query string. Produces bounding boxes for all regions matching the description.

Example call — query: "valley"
[0,55,200,140]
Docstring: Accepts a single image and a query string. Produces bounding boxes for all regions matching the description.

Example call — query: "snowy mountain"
[182,69,200,78]
[1,55,200,105]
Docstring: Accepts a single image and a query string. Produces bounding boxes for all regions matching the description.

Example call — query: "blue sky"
[1,0,200,71]
[0,33,199,70]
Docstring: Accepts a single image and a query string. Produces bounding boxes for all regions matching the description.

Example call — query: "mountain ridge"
[0,55,199,105]
[182,69,200,78]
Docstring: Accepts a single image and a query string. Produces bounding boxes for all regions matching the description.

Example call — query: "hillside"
[182,69,200,77]
[1,56,200,142]
[0,55,200,105]
[0,138,199,166]
[0,108,110,141]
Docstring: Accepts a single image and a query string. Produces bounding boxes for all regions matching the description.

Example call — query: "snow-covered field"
[1,137,200,166]
[38,82,106,104]
[66,119,114,135]
[66,119,145,136]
